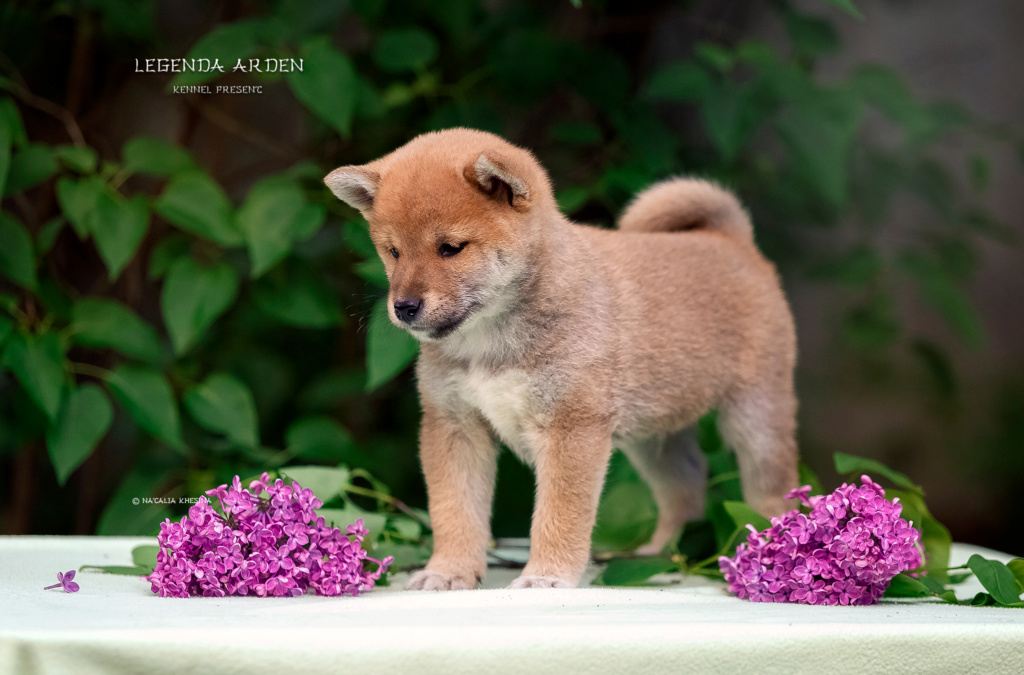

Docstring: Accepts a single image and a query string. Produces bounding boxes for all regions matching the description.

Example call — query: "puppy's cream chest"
[456,368,538,458]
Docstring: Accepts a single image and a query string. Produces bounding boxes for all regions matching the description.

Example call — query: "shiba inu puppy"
[325,128,798,590]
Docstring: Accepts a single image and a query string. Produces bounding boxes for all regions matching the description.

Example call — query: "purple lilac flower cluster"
[719,475,922,605]
[147,473,393,598]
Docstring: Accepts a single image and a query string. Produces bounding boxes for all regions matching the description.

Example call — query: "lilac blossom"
[719,475,922,606]
[43,570,80,593]
[147,473,393,598]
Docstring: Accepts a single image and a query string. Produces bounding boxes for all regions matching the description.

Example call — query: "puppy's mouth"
[407,302,481,341]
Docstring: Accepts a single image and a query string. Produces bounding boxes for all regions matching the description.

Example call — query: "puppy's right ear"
[324,166,380,213]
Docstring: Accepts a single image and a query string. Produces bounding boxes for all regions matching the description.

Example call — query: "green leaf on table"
[155,171,242,246]
[883,572,931,598]
[132,545,159,571]
[967,555,1024,607]
[287,37,357,137]
[1007,559,1024,593]
[319,505,387,540]
[90,192,149,280]
[373,28,439,73]
[105,364,183,450]
[2,330,65,421]
[366,296,419,391]
[280,465,350,503]
[371,541,431,569]
[237,175,326,276]
[833,452,922,493]
[887,488,951,579]
[4,143,58,195]
[56,176,105,238]
[645,61,711,102]
[593,557,677,587]
[123,137,196,176]
[183,372,259,448]
[0,211,36,289]
[170,20,263,87]
[70,298,164,363]
[46,383,113,485]
[79,565,153,576]
[723,501,771,533]
[53,145,98,174]
[161,256,238,354]
[286,416,356,462]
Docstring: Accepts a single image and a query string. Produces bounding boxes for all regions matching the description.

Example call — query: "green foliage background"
[0,0,1021,560]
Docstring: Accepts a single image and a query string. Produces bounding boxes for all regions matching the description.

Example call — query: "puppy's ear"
[324,166,380,213]
[464,153,530,209]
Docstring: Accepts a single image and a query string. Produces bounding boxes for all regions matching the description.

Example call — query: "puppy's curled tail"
[618,177,753,244]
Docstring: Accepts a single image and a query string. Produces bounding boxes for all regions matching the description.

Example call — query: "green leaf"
[833,452,922,494]
[183,372,259,448]
[967,555,1024,606]
[785,12,840,57]
[318,505,387,541]
[0,211,37,289]
[147,234,190,280]
[883,572,931,598]
[55,176,105,238]
[342,219,377,258]
[0,109,11,195]
[701,81,770,163]
[1007,559,1024,593]
[4,143,58,195]
[0,98,27,148]
[79,565,152,576]
[0,315,12,348]
[123,137,196,177]
[280,465,350,503]
[286,416,356,462]
[155,171,242,246]
[820,0,863,19]
[722,501,771,532]
[96,461,174,535]
[132,545,159,571]
[549,123,603,146]
[53,145,98,174]
[90,192,149,280]
[170,20,263,87]
[366,296,419,391]
[2,330,65,421]
[70,298,164,363]
[645,61,712,102]
[105,364,183,450]
[898,251,984,347]
[556,187,590,214]
[593,557,677,587]
[887,488,951,579]
[592,453,658,551]
[287,37,357,137]
[775,87,862,206]
[160,256,238,354]
[36,217,64,256]
[849,65,929,136]
[373,28,439,73]
[46,384,113,486]
[237,175,326,276]
[252,266,342,327]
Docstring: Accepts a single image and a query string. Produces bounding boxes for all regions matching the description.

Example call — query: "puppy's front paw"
[405,569,477,591]
[507,574,574,589]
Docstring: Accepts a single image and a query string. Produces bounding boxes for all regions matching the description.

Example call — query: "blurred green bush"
[0,0,1017,556]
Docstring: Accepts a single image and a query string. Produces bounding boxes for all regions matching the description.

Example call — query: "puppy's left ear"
[465,153,531,210]
[324,166,380,213]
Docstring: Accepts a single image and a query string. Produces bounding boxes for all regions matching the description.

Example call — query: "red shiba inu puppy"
[325,128,798,590]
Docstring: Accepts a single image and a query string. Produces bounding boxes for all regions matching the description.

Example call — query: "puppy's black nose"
[393,299,423,324]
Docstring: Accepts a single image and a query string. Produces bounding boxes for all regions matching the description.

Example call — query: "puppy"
[325,128,798,590]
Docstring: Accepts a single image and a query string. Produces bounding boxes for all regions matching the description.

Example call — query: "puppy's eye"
[438,242,468,258]
[388,247,399,260]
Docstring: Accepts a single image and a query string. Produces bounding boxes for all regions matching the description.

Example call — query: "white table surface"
[1,536,1022,675]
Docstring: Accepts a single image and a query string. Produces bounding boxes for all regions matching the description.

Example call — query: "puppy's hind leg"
[620,428,707,556]
[717,385,799,519]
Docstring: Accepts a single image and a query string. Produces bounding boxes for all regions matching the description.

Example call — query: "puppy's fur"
[325,129,798,590]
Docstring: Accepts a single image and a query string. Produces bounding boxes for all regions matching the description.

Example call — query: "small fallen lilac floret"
[147,473,393,598]
[719,475,922,606]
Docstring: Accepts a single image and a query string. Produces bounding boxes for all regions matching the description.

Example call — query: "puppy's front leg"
[406,401,497,591]
[510,423,612,588]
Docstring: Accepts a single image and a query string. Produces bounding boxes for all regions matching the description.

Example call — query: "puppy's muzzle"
[394,298,423,324]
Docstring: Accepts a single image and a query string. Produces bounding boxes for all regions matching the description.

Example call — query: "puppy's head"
[325,129,554,341]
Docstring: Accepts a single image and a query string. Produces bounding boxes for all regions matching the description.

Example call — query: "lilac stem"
[43,583,62,590]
